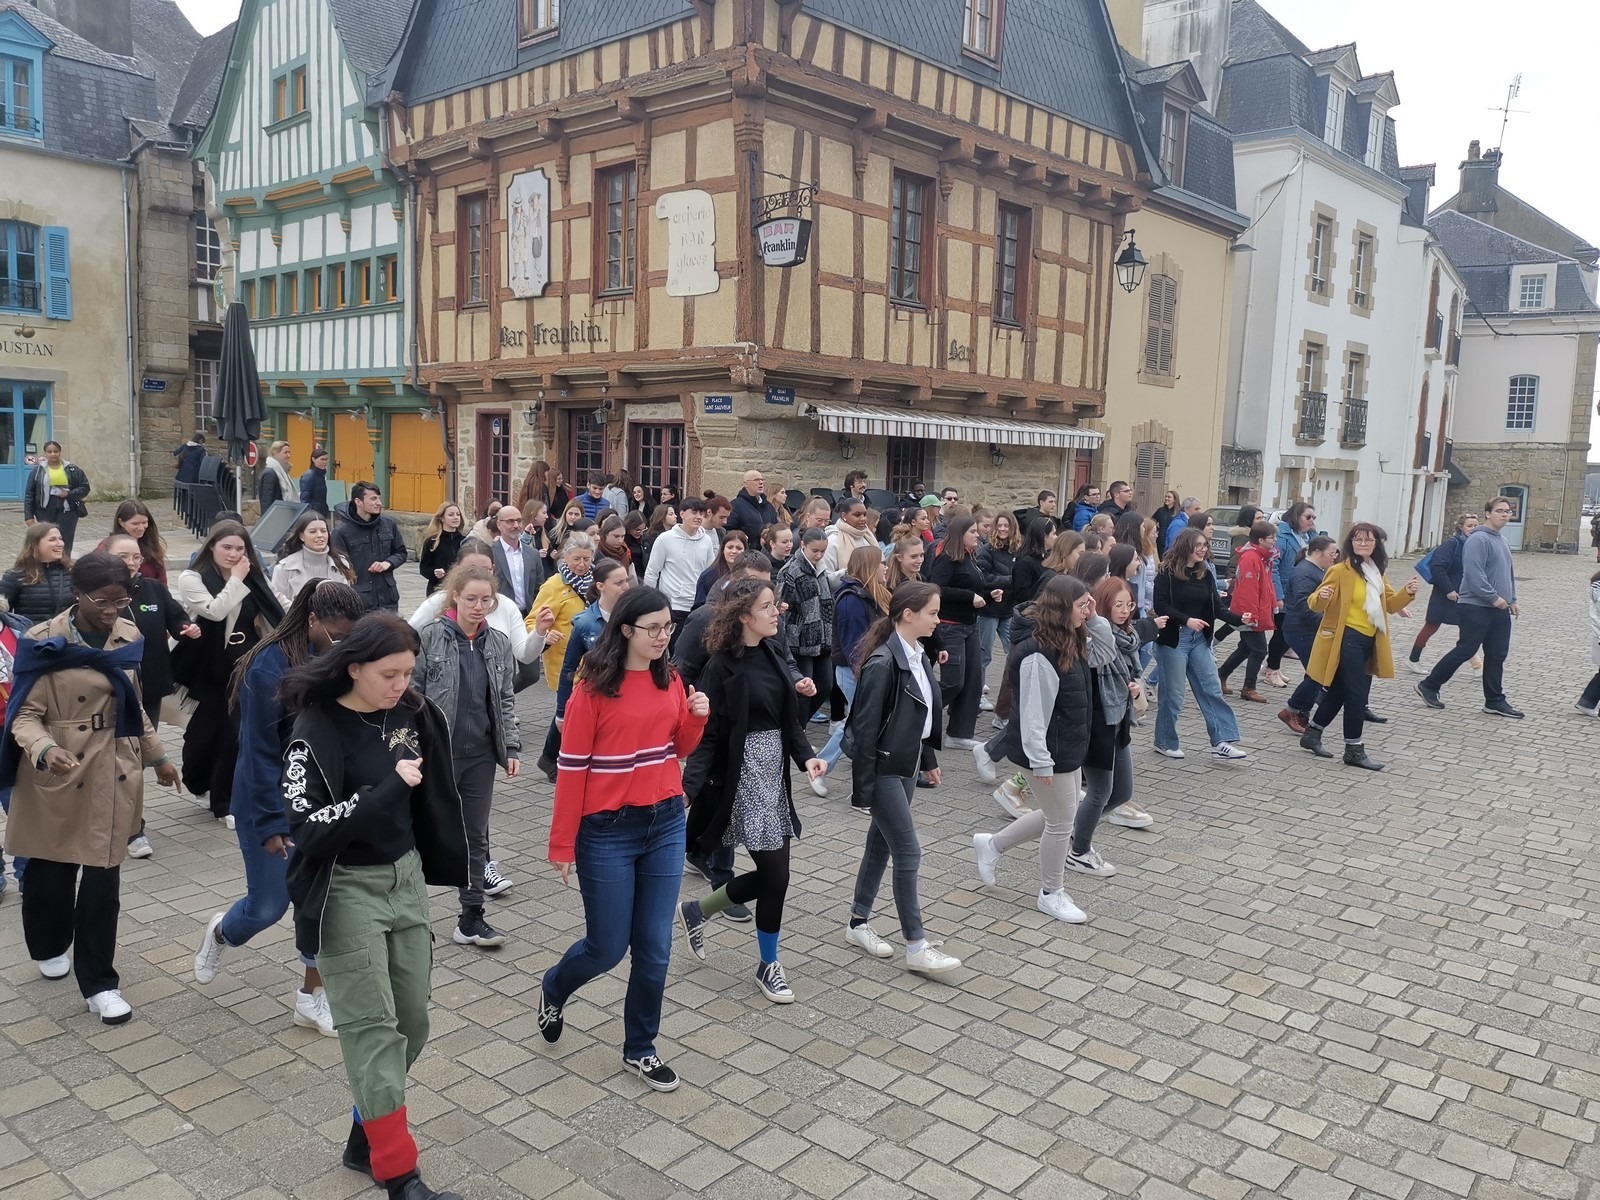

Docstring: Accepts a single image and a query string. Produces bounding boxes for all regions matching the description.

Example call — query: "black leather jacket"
[844,635,941,806]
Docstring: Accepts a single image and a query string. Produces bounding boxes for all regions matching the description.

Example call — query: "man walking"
[332,483,408,612]
[728,469,778,541]
[1416,497,1522,718]
[643,496,719,646]
[491,505,543,617]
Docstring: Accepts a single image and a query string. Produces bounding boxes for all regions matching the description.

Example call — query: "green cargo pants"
[318,850,433,1127]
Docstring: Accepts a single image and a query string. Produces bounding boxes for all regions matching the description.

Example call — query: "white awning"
[804,402,1102,450]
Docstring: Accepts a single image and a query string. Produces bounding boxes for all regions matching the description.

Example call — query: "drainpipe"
[123,171,138,497]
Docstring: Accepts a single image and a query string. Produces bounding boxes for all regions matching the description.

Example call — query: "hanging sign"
[755,217,812,268]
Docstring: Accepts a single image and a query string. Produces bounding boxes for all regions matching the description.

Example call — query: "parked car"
[1204,505,1288,578]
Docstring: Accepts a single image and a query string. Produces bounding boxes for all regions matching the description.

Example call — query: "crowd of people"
[0,447,1550,1200]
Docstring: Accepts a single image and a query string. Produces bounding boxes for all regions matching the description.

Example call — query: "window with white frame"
[961,0,1001,60]
[194,212,221,282]
[1311,218,1332,295]
[193,356,219,431]
[1506,374,1538,430]
[1323,81,1343,147]
[519,0,558,40]
[1353,234,1372,308]
[1517,273,1547,310]
[1159,105,1187,187]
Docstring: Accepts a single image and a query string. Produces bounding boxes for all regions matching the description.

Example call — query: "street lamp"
[1115,230,1148,294]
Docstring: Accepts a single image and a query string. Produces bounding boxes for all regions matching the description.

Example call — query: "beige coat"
[5,611,166,869]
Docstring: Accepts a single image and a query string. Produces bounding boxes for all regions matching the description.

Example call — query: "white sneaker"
[1406,658,1429,675]
[972,833,1001,886]
[86,989,133,1024]
[945,736,981,750]
[978,695,995,712]
[37,953,71,980]
[483,861,513,896]
[223,814,236,831]
[293,988,338,1036]
[971,742,998,783]
[1575,701,1600,717]
[1211,742,1248,761]
[1065,847,1117,877]
[990,716,1008,732]
[1154,745,1185,759]
[809,773,829,798]
[127,834,153,859]
[1036,889,1088,924]
[1107,805,1154,829]
[193,913,226,984]
[845,923,894,959]
[905,943,962,974]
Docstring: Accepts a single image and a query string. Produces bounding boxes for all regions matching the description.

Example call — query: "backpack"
[1415,546,1436,585]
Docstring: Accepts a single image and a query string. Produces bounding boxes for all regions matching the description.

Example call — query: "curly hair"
[703,577,774,657]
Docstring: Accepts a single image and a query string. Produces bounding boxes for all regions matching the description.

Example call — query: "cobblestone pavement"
[2,504,1597,1200]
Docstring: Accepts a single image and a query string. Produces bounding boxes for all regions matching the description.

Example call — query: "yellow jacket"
[1305,560,1411,684]
[527,574,588,691]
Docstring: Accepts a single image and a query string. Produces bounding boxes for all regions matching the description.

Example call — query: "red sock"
[360,1106,417,1182]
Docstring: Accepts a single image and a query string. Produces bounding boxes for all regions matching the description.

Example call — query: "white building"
[1144,0,1455,546]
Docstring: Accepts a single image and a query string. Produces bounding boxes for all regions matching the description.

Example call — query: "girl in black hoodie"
[926,516,1000,745]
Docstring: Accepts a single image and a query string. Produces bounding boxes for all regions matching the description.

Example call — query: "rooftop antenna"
[1490,73,1527,153]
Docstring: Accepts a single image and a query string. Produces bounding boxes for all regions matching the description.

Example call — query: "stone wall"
[1448,441,1586,553]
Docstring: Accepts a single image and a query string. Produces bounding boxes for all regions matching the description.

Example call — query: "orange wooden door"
[280,412,313,477]
[332,413,375,487]
[387,413,447,513]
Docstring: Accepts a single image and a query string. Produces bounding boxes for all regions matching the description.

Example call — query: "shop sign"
[703,395,733,414]
[755,217,812,268]
[657,190,719,297]
[0,337,52,357]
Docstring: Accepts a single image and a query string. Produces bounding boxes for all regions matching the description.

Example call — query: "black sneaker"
[453,907,507,948]
[1415,682,1445,710]
[537,755,558,782]
[678,901,708,961]
[342,1120,372,1178]
[389,1173,464,1200]
[623,1053,680,1092]
[724,902,753,923]
[1483,698,1524,719]
[537,988,564,1044]
[755,960,794,1004]
[684,850,717,883]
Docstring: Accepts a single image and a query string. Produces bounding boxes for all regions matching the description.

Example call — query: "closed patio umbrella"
[215,301,264,511]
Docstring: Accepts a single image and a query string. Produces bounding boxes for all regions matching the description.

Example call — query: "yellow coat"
[1305,560,1411,684]
[527,573,588,691]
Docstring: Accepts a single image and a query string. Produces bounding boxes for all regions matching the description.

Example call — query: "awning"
[1446,459,1472,487]
[804,402,1102,450]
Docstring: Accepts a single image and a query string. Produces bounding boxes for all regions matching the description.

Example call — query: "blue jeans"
[819,666,858,769]
[544,797,685,1060]
[977,615,1012,677]
[1284,626,1323,715]
[219,821,316,966]
[1154,629,1240,751]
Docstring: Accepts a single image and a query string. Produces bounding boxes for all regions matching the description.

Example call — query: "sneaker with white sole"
[623,1054,680,1092]
[293,988,338,1036]
[971,742,998,783]
[755,960,794,1004]
[482,861,513,897]
[1406,658,1429,675]
[1107,805,1154,829]
[1210,742,1248,761]
[126,834,153,859]
[978,694,995,712]
[845,923,895,958]
[453,907,508,947]
[37,953,71,980]
[944,735,981,750]
[993,778,1030,819]
[972,833,1001,886]
[678,901,708,962]
[223,814,235,830]
[194,913,227,984]
[537,990,564,1043]
[1575,701,1600,717]
[990,716,1009,732]
[904,943,962,974]
[1036,889,1088,924]
[1065,847,1116,877]
[1154,745,1185,759]
[86,989,133,1024]
[808,773,829,798]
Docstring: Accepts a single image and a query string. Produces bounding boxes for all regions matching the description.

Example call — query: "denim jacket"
[556,602,607,719]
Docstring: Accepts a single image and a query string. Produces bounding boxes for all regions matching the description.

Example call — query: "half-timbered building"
[196,0,447,514]
[380,0,1165,515]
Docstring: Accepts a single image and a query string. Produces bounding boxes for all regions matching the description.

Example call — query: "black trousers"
[1220,631,1268,689]
[940,623,983,739]
[1312,629,1375,743]
[22,859,122,997]
[792,652,830,721]
[1424,604,1512,703]
[182,693,238,818]
[725,843,792,935]
[1266,611,1288,669]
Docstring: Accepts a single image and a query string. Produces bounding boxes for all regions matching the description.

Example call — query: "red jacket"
[1229,543,1277,630]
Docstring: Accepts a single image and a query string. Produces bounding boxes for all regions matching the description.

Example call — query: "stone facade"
[1447,441,1587,554]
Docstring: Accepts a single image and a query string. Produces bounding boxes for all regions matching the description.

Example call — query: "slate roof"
[327,0,414,79]
[129,0,202,122]
[1429,209,1600,316]
[1118,48,1241,221]
[0,0,140,73]
[171,22,234,130]
[1225,0,1310,64]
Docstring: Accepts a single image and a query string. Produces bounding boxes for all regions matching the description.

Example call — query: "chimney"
[33,0,134,57]
[1456,139,1500,217]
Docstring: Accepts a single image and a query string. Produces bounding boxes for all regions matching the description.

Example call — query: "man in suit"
[490,505,543,617]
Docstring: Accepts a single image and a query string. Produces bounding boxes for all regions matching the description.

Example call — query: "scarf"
[559,560,594,599]
[265,455,294,497]
[1359,560,1387,634]
[0,633,146,787]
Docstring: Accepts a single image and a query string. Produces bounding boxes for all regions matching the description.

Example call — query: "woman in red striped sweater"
[539,586,708,1093]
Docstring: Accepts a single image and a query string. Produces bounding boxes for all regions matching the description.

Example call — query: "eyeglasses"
[114,553,143,565]
[82,595,129,613]
[628,621,677,639]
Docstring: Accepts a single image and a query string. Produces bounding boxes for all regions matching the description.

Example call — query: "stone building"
[376,0,1165,518]
[1429,144,1600,553]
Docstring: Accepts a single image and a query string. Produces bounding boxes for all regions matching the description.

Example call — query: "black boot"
[1299,726,1333,759]
[1343,743,1383,771]
[343,1120,372,1178]
[386,1172,464,1200]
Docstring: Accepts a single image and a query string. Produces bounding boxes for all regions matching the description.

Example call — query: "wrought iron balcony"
[1295,391,1327,443]
[1447,330,1461,367]
[0,280,40,312]
[1340,396,1368,447]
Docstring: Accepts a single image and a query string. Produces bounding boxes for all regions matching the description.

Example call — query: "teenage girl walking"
[1151,528,1249,761]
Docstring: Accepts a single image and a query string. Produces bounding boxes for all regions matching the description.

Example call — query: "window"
[630,423,685,498]
[380,255,398,303]
[1353,234,1372,308]
[569,410,607,482]
[0,219,39,312]
[194,212,222,282]
[1365,107,1384,169]
[241,279,254,316]
[458,194,487,306]
[476,411,512,509]
[1506,375,1538,430]
[519,0,559,40]
[1159,105,1187,187]
[596,165,637,296]
[1323,80,1343,148]
[886,437,936,498]
[961,0,1001,60]
[1311,218,1332,295]
[1518,274,1547,310]
[890,171,931,307]
[272,65,308,123]
[193,356,219,431]
[259,276,276,319]
[330,262,347,309]
[1302,343,1323,392]
[1142,273,1178,377]
[1343,351,1366,401]
[993,203,1029,325]
[306,268,322,312]
[354,259,372,306]
[0,51,40,138]
[282,271,299,315]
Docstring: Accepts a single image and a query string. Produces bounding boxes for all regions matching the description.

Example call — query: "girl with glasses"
[97,500,168,586]
[539,586,708,1093]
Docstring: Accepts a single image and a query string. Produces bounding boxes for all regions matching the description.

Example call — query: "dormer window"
[1323,82,1343,148]
[1365,106,1383,168]
[1159,105,1187,187]
[519,0,559,42]
[0,13,50,142]
[961,0,1002,62]
[1518,272,1548,310]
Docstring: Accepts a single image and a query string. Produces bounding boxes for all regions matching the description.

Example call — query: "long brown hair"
[853,580,940,671]
[12,522,70,585]
[937,515,976,563]
[990,512,1020,554]
[110,499,166,569]
[845,544,891,614]
[704,578,773,657]
[886,533,925,589]
[1031,574,1088,669]
[1160,527,1209,578]
[1042,530,1083,573]
[518,459,551,510]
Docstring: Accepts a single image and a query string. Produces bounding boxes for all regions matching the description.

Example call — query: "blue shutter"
[43,226,71,320]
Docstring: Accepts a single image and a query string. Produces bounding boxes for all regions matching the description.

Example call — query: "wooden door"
[1131,441,1168,516]
[388,413,447,513]
[332,412,375,487]
[280,412,314,478]
[475,410,512,517]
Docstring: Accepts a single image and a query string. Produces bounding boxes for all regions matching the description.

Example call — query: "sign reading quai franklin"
[506,168,551,299]
[755,217,812,269]
[656,190,719,297]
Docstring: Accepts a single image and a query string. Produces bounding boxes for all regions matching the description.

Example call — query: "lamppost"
[1115,229,1148,293]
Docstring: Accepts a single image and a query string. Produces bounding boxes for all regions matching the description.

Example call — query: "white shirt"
[408,590,540,664]
[896,633,934,739]
[500,538,528,611]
